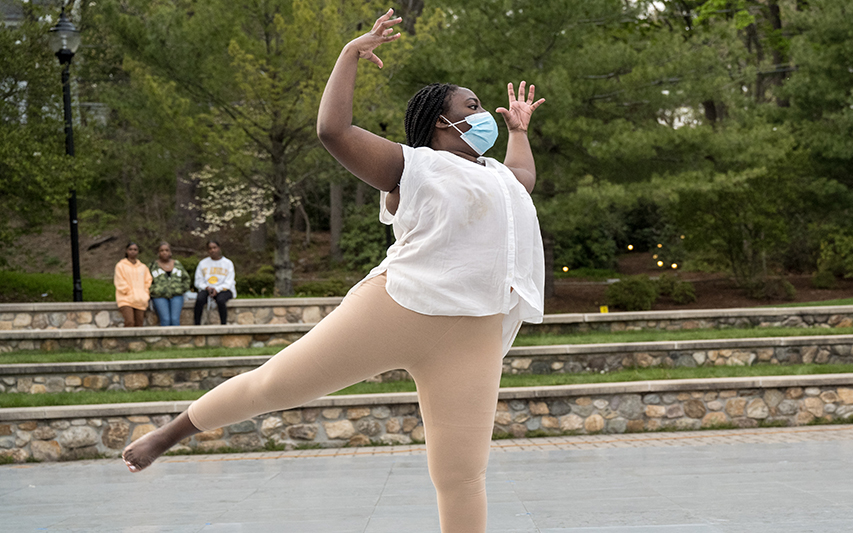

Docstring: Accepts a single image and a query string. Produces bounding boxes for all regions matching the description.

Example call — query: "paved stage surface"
[3,425,853,532]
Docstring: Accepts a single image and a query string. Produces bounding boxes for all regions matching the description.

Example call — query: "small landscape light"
[657,261,664,267]
[627,244,634,250]
[562,266,569,272]
[671,263,678,269]
[680,235,685,239]
[653,254,658,259]
[657,243,663,248]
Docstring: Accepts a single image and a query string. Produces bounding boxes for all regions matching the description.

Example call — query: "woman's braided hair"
[404,83,458,148]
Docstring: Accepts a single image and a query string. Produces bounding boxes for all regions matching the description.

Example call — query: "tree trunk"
[174,164,199,231]
[355,181,368,207]
[271,140,293,295]
[542,231,555,299]
[330,181,343,262]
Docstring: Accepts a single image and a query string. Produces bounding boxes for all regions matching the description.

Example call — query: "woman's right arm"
[317,9,404,192]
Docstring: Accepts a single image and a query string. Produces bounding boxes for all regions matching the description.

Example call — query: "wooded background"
[3,0,852,296]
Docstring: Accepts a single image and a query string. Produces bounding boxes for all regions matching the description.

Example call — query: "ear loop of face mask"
[439,112,499,155]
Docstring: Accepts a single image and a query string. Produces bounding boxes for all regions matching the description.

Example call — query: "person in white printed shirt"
[124,11,544,533]
[193,240,236,325]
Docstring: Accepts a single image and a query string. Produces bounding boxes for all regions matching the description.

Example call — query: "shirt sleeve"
[223,259,236,295]
[379,144,425,225]
[194,261,205,290]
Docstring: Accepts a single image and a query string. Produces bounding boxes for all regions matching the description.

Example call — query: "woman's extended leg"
[123,274,461,471]
[408,313,504,533]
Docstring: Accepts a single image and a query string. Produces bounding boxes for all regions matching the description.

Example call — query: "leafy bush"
[605,275,658,311]
[177,255,201,283]
[743,278,796,300]
[238,271,275,296]
[339,205,387,273]
[670,282,697,304]
[655,273,697,304]
[293,279,350,297]
[811,270,838,290]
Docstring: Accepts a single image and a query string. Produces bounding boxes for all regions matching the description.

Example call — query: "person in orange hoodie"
[114,242,153,327]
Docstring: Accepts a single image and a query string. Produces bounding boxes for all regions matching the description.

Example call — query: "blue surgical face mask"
[440,111,499,155]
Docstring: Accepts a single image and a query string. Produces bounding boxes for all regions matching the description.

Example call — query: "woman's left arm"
[496,81,545,194]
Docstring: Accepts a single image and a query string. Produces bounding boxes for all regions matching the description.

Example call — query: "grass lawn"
[5,325,853,365]
[0,271,116,302]
[3,363,852,408]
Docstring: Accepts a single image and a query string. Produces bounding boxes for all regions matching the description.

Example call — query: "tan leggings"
[187,273,503,532]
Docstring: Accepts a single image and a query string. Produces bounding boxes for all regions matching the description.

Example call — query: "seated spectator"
[148,242,191,326]
[114,242,153,327]
[194,240,236,325]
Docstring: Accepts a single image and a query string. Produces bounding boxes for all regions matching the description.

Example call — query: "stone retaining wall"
[0,324,312,353]
[0,299,342,330]
[4,301,853,334]
[2,375,852,463]
[529,307,853,335]
[4,336,853,394]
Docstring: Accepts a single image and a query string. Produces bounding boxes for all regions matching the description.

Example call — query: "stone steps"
[3,300,853,333]
[4,334,853,394]
[2,373,852,463]
[5,304,853,353]
[0,298,341,330]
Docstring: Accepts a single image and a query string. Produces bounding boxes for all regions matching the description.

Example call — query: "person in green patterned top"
[148,242,191,326]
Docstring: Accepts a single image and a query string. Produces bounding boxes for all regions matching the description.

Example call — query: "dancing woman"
[122,9,544,532]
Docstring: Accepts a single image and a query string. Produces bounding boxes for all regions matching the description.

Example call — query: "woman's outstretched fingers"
[361,9,402,68]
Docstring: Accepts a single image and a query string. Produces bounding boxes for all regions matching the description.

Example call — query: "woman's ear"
[435,115,450,129]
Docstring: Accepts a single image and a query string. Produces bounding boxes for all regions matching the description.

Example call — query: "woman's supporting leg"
[168,295,184,326]
[408,313,504,533]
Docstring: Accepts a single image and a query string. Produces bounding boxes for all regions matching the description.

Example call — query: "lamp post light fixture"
[49,7,83,302]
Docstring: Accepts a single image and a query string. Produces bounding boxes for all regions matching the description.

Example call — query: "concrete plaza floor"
[2,425,853,532]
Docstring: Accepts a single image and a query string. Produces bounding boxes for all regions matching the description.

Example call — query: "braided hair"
[404,83,458,148]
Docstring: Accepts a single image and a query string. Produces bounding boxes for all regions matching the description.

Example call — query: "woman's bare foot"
[122,411,200,472]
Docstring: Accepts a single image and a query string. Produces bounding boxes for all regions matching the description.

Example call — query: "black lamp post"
[49,7,83,302]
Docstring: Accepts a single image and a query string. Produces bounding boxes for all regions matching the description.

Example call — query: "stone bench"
[0,324,313,353]
[4,335,853,394]
[5,305,853,353]
[0,298,342,330]
[4,300,853,334]
[2,374,852,463]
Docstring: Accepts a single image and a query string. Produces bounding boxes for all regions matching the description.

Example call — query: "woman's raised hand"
[348,8,402,69]
[496,82,545,133]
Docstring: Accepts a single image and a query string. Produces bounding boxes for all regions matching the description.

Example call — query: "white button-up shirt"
[350,144,545,355]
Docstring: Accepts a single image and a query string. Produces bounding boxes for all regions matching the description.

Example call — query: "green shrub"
[811,270,838,290]
[605,275,658,311]
[293,279,350,297]
[744,278,796,300]
[339,205,387,273]
[655,273,679,296]
[671,282,697,304]
[238,272,275,296]
[655,273,696,304]
[177,255,201,282]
